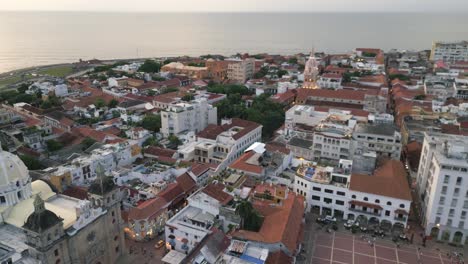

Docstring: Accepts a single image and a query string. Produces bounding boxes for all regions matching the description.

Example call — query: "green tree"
[19,155,44,170]
[95,98,106,108]
[277,69,288,78]
[142,136,159,147]
[235,200,263,231]
[17,83,29,93]
[108,99,119,108]
[181,94,194,102]
[81,137,96,150]
[168,135,182,146]
[147,90,156,96]
[46,139,63,152]
[141,114,161,132]
[138,59,161,73]
[288,57,298,64]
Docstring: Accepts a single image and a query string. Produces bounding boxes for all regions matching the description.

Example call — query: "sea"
[0,12,468,73]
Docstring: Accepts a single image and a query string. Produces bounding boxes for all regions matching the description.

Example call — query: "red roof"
[128,197,168,220]
[322,73,342,79]
[62,186,88,200]
[144,146,176,158]
[350,160,412,201]
[197,118,261,141]
[175,172,197,194]
[296,88,366,103]
[158,183,184,204]
[202,183,233,205]
[232,191,304,254]
[229,151,263,175]
[190,163,211,177]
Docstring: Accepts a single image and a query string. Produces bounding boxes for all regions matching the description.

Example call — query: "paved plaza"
[312,232,465,264]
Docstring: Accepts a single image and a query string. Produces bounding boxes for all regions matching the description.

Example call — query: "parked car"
[317,215,337,224]
[155,240,165,249]
[344,220,355,229]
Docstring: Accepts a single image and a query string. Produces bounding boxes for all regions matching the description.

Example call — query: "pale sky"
[1,0,467,12]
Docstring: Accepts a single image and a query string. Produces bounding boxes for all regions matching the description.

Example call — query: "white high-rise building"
[161,98,217,137]
[416,133,468,244]
[430,41,468,63]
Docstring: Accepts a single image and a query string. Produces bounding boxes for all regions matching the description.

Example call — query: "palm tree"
[235,200,254,229]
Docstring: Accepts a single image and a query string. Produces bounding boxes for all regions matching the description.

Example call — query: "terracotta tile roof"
[144,146,176,158]
[72,126,113,143]
[232,191,304,254]
[265,142,290,155]
[265,250,293,264]
[62,186,88,200]
[197,118,261,141]
[128,197,168,220]
[158,183,185,204]
[349,200,383,210]
[229,151,263,175]
[350,160,412,201]
[296,88,366,103]
[271,89,296,104]
[190,163,211,177]
[100,126,121,136]
[202,183,233,205]
[175,172,197,194]
[322,73,343,79]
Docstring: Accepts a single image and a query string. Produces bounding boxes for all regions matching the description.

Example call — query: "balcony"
[348,207,381,216]
[394,216,407,222]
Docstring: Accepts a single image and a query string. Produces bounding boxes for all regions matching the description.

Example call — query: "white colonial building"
[294,159,412,229]
[416,133,468,244]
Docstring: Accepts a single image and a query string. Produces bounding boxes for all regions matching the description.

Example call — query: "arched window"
[352,195,356,199]
[375,199,380,204]
[363,197,368,201]
[387,201,392,206]
[399,204,405,208]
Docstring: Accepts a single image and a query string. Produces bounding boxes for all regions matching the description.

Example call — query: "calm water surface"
[0,12,467,73]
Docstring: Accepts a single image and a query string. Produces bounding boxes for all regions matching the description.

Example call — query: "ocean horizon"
[1,11,467,73]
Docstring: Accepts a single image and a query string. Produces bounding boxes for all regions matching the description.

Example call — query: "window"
[435,216,441,224]
[352,195,356,199]
[374,209,379,214]
[312,196,320,201]
[375,199,380,204]
[337,191,345,196]
[462,211,467,219]
[336,200,344,205]
[442,186,448,194]
[459,221,465,229]
[54,249,59,256]
[444,175,450,183]
[0,196,5,204]
[447,219,453,227]
[387,201,392,206]
[456,177,462,185]
[363,197,368,201]
[437,207,443,215]
[449,209,455,217]
[114,236,118,241]
[451,199,458,207]
[115,246,119,253]
[439,197,445,205]
[399,204,405,208]
[325,189,333,194]
[385,210,390,216]
[324,198,332,204]
[313,187,321,192]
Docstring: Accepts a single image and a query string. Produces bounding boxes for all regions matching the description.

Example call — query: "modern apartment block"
[160,98,217,137]
[352,123,402,160]
[416,133,468,244]
[430,41,468,63]
[227,58,255,83]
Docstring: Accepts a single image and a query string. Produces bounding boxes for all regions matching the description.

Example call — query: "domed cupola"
[0,150,32,206]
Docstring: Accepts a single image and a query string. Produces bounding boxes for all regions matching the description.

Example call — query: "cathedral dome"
[0,150,29,187]
[23,195,62,232]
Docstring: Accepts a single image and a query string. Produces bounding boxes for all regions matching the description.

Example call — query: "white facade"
[294,160,411,228]
[352,123,402,160]
[417,133,468,243]
[161,99,217,137]
[430,41,468,63]
[177,119,262,172]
